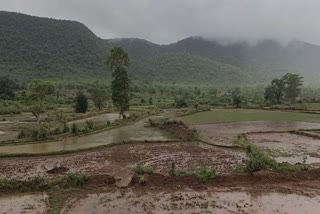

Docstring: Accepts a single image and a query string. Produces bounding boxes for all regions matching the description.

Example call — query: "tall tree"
[106,47,130,119]
[29,80,51,124]
[283,73,304,103]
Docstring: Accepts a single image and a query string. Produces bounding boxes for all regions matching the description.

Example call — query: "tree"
[232,88,242,108]
[106,47,130,119]
[75,92,88,113]
[264,78,285,105]
[0,76,18,99]
[283,73,304,103]
[264,86,277,105]
[29,80,51,124]
[88,88,108,110]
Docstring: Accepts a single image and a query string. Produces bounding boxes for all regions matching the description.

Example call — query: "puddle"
[62,190,320,214]
[0,119,176,154]
[0,193,48,214]
[194,121,320,146]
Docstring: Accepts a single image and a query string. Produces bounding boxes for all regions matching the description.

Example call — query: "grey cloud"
[1,0,320,45]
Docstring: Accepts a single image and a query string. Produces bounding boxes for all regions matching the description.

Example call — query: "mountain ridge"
[1,11,320,84]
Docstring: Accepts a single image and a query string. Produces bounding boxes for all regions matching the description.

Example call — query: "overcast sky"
[1,0,319,45]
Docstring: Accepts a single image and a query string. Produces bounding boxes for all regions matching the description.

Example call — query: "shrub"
[17,130,26,139]
[195,167,216,183]
[74,92,88,113]
[138,175,146,184]
[63,122,70,133]
[85,120,94,130]
[64,173,88,187]
[71,123,78,134]
[169,161,177,176]
[107,120,111,126]
[135,163,154,175]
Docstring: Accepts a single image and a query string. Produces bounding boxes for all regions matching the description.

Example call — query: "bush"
[74,92,88,113]
[135,163,154,175]
[107,120,111,126]
[195,167,216,183]
[71,123,78,134]
[17,130,26,139]
[63,122,70,133]
[85,120,94,130]
[31,128,48,141]
[138,175,146,184]
[64,173,88,187]
[169,161,177,176]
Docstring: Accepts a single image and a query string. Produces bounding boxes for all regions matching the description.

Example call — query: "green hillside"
[1,11,320,84]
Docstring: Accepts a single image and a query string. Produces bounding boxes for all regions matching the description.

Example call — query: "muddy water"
[62,190,320,214]
[0,119,176,154]
[194,121,320,146]
[0,193,48,214]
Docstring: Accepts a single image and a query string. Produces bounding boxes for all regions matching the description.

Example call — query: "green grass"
[182,108,320,124]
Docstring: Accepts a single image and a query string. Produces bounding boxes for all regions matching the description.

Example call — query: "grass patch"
[169,162,216,183]
[182,108,320,124]
[0,173,89,193]
[135,163,154,175]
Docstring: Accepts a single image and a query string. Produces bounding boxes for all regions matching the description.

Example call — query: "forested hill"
[1,11,320,84]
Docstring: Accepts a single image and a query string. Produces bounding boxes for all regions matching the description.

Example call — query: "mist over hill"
[1,11,320,84]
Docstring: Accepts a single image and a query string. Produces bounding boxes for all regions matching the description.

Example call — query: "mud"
[0,119,176,154]
[0,142,243,183]
[194,121,320,146]
[62,189,320,214]
[0,193,48,214]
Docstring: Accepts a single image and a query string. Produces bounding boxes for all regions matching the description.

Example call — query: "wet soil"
[62,190,320,214]
[61,169,320,214]
[0,119,176,154]
[0,193,48,214]
[0,142,244,183]
[194,121,320,146]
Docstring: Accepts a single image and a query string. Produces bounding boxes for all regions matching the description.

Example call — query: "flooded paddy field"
[0,142,243,182]
[248,132,320,165]
[193,121,320,146]
[62,190,320,214]
[0,119,176,154]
